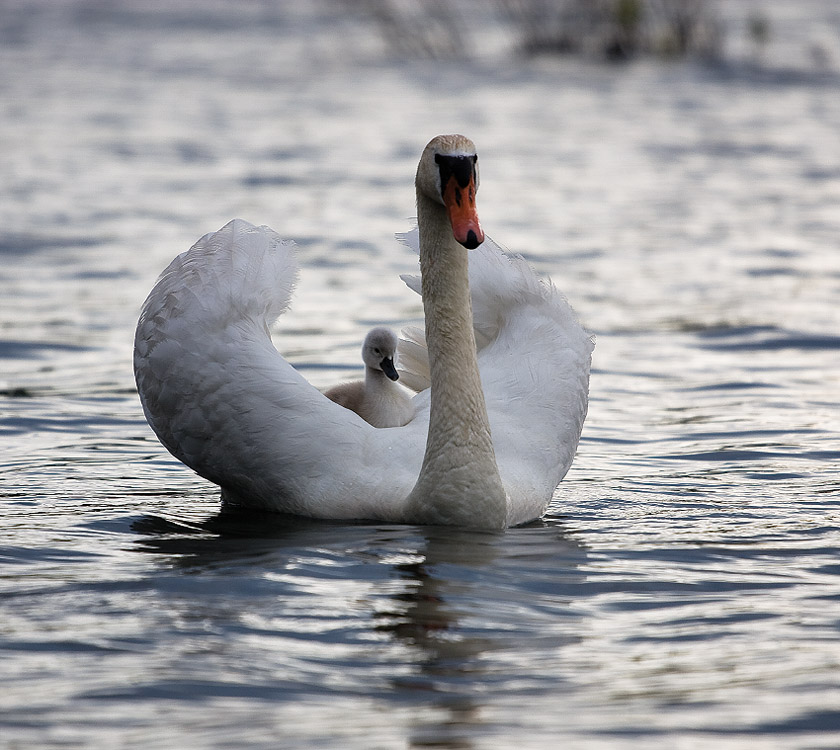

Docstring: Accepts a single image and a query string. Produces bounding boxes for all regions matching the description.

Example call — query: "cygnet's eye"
[373,348,381,356]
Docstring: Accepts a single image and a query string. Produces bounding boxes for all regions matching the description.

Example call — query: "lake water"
[2,2,840,748]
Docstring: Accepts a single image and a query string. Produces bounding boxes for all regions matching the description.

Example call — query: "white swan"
[324,327,415,428]
[133,134,593,529]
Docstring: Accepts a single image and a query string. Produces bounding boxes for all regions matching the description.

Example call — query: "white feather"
[135,217,592,526]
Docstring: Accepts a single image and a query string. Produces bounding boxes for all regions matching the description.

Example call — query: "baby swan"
[324,327,415,428]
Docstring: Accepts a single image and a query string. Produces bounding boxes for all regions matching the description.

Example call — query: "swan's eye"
[436,154,475,192]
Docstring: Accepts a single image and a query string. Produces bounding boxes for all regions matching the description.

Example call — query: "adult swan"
[134,135,593,529]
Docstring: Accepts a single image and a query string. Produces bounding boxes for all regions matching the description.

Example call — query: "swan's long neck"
[406,190,508,528]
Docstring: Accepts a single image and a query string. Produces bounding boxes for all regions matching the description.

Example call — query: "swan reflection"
[131,511,587,747]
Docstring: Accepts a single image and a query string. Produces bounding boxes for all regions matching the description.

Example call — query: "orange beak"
[442,173,484,249]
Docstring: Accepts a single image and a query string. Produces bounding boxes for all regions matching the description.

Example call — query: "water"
[2,2,840,747]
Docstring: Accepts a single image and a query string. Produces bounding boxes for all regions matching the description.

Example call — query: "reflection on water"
[2,1,840,748]
[127,511,588,748]
[383,525,586,749]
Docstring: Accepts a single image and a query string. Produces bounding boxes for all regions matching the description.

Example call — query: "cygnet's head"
[362,327,399,381]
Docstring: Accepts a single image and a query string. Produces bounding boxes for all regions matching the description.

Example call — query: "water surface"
[2,2,840,748]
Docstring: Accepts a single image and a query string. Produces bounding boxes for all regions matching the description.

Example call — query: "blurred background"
[2,1,840,748]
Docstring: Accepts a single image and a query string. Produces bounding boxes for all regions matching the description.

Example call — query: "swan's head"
[417,134,484,250]
[362,327,400,381]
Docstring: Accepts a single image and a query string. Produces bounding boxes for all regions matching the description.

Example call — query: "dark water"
[2,2,840,748]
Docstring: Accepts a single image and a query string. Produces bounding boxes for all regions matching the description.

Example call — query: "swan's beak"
[443,173,484,250]
[380,357,399,381]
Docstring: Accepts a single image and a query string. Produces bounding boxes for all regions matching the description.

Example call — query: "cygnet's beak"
[380,357,399,381]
